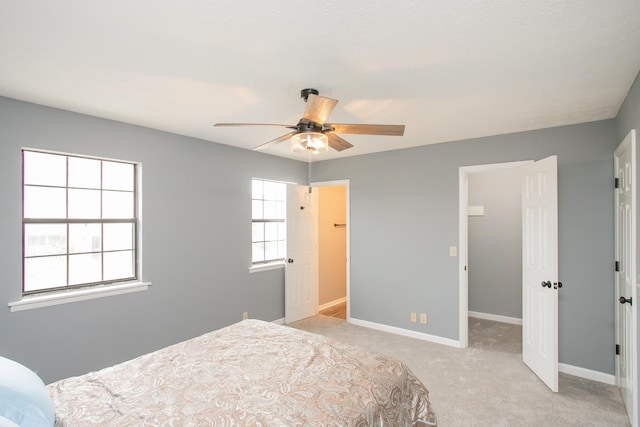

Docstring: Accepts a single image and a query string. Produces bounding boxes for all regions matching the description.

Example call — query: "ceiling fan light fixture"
[291,132,329,154]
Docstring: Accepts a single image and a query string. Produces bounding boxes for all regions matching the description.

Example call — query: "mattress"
[47,319,437,426]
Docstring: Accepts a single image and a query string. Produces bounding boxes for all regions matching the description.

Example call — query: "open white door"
[522,155,559,392]
[615,129,637,426]
[285,185,318,324]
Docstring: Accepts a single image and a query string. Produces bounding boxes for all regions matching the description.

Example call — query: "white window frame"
[250,178,286,272]
[14,149,148,308]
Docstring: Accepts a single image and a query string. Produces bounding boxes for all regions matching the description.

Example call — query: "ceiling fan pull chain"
[308,152,312,193]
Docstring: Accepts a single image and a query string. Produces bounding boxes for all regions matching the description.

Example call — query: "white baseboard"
[349,318,463,348]
[272,317,285,325]
[558,363,615,385]
[469,310,523,325]
[318,297,347,311]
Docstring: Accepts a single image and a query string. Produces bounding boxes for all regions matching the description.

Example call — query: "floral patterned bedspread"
[48,319,437,426]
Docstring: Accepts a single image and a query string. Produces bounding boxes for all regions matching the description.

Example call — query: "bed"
[45,319,437,426]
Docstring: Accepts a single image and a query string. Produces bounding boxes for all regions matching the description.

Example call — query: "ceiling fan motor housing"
[296,118,325,133]
[301,88,319,102]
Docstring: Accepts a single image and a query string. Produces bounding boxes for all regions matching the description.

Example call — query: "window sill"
[8,282,151,312]
[249,261,285,274]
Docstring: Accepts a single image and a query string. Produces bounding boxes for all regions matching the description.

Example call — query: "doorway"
[467,167,523,326]
[459,157,560,392]
[314,180,349,321]
[458,160,532,347]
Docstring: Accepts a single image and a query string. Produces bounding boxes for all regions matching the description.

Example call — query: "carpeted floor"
[290,315,631,426]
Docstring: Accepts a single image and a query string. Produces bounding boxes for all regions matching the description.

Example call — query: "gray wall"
[468,167,522,319]
[0,97,306,383]
[0,85,631,382]
[615,69,640,425]
[313,120,617,375]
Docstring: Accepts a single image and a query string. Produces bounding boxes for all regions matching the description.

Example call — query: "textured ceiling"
[1,1,639,161]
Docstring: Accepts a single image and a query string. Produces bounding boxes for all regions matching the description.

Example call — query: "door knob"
[541,281,552,288]
[287,258,294,263]
[554,282,563,289]
[619,296,632,305]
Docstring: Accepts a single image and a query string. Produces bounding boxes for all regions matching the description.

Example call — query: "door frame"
[311,179,351,321]
[458,160,532,347]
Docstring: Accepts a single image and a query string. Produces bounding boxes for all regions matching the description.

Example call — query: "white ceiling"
[1,1,639,161]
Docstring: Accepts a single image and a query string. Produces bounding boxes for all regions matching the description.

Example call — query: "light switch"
[449,246,457,257]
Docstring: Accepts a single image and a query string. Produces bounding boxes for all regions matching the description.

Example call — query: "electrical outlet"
[449,246,457,257]
[420,313,427,324]
[242,312,249,320]
[410,312,417,323]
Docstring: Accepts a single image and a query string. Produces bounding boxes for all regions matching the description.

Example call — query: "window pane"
[275,201,285,219]
[23,151,66,187]
[252,179,263,200]
[263,201,276,219]
[69,253,102,285]
[104,223,133,251]
[104,250,134,280]
[252,242,265,263]
[264,241,278,261]
[23,151,138,293]
[25,224,67,256]
[265,222,278,241]
[103,191,134,218]
[103,161,134,191]
[69,223,101,254]
[252,200,263,220]
[251,179,286,264]
[24,186,66,218]
[252,223,264,243]
[263,181,276,200]
[275,183,286,201]
[68,157,100,189]
[68,189,101,219]
[24,255,67,292]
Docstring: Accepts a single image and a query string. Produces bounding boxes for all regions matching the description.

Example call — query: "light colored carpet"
[290,315,630,427]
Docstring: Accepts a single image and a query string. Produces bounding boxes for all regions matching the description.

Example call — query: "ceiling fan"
[214,88,405,154]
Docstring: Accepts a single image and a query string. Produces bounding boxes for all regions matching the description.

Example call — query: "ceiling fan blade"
[303,94,338,124]
[214,123,294,128]
[327,123,405,136]
[327,133,354,152]
[253,131,297,151]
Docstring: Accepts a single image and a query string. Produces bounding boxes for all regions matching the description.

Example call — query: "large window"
[22,150,138,294]
[251,179,286,264]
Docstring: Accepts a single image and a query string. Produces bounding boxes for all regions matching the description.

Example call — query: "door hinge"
[616,344,620,355]
[615,177,620,189]
[615,261,620,272]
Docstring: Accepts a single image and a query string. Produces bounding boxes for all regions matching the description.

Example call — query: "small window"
[251,179,286,264]
[22,150,138,294]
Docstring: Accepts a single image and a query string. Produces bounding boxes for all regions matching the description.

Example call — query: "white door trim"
[311,179,351,321]
[458,161,533,348]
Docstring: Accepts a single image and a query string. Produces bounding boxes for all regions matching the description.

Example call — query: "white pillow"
[0,416,19,427]
[0,356,55,427]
